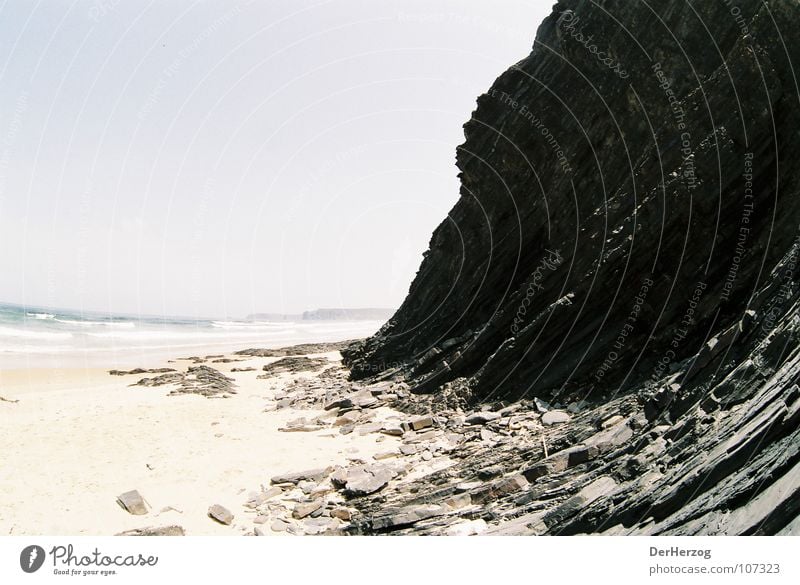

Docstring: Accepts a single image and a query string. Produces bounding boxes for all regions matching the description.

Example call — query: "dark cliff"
[340,0,800,534]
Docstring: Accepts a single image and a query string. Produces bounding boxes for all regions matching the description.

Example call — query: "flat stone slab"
[465,412,502,425]
[208,504,234,525]
[541,410,571,425]
[117,490,148,515]
[292,500,323,519]
[271,467,332,485]
[116,525,184,536]
[303,517,340,534]
[371,504,449,531]
[333,464,398,497]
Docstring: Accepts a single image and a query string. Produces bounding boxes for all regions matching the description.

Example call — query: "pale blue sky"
[0,0,551,319]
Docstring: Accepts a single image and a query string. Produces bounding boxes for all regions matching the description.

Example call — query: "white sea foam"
[0,326,73,340]
[210,320,296,329]
[26,312,55,320]
[54,318,136,328]
[0,308,385,368]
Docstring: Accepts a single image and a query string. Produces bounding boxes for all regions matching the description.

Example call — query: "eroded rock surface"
[339,0,800,535]
[134,365,236,398]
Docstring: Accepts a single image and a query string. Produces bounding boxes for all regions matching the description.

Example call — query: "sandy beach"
[0,346,408,536]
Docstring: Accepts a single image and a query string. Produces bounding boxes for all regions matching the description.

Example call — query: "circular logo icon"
[20,545,46,573]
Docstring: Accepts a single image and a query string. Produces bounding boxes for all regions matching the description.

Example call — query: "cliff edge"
[341,0,800,535]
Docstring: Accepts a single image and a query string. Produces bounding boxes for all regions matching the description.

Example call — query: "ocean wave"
[0,326,73,340]
[211,320,297,329]
[85,330,209,340]
[54,318,136,328]
[26,312,55,320]
[0,344,76,354]
[86,327,304,340]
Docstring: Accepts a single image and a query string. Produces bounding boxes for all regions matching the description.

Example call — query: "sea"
[0,302,384,369]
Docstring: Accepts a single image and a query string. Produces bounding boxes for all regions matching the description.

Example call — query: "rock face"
[342,0,800,535]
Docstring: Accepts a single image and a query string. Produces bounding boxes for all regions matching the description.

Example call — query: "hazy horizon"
[0,297,395,321]
[0,0,551,319]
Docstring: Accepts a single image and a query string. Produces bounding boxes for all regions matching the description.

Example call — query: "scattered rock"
[259,357,329,377]
[245,487,283,508]
[116,525,185,536]
[109,367,176,376]
[292,500,323,519]
[471,474,528,504]
[600,415,625,429]
[371,504,449,531]
[444,519,488,536]
[334,411,361,426]
[407,416,434,431]
[235,341,355,358]
[335,464,397,497]
[303,517,340,535]
[443,493,472,509]
[465,412,501,425]
[404,430,437,443]
[117,490,148,515]
[357,422,382,435]
[477,465,504,480]
[135,366,237,398]
[271,519,290,532]
[297,481,317,495]
[331,508,352,521]
[324,396,353,410]
[399,444,419,455]
[271,467,332,485]
[208,504,234,525]
[380,425,404,436]
[351,391,379,409]
[541,411,571,426]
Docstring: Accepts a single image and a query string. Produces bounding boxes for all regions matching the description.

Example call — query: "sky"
[0,0,552,319]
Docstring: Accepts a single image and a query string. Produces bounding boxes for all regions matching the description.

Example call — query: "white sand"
[0,351,401,535]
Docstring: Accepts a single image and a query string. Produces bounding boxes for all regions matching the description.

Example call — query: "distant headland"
[245,308,394,322]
